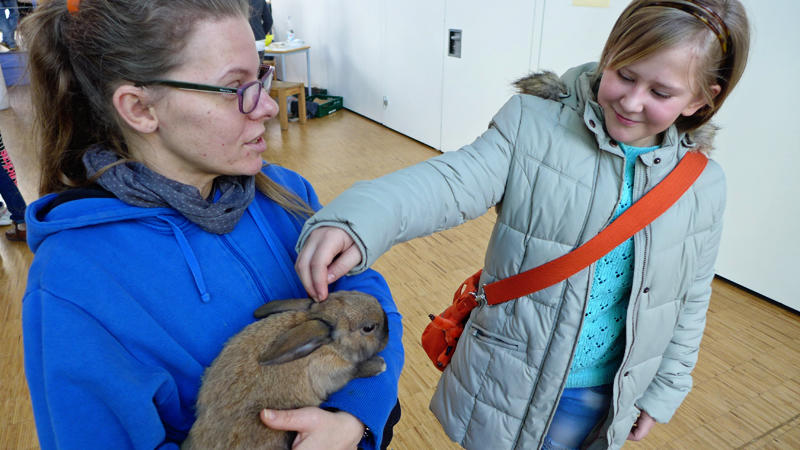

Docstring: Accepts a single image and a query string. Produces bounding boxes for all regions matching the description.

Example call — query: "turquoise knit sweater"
[566,143,658,388]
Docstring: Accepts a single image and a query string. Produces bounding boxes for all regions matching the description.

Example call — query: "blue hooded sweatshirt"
[22,165,404,449]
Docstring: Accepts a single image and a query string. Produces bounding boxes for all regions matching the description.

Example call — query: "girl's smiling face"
[597,43,717,148]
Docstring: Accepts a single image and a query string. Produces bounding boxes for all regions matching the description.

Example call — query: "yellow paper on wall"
[573,0,609,7]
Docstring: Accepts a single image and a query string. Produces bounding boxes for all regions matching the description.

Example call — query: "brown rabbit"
[182,290,389,450]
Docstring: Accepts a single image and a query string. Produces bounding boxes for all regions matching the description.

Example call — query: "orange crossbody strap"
[482,151,708,305]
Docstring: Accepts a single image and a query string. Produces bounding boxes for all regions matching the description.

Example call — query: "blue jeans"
[0,0,19,48]
[542,384,612,450]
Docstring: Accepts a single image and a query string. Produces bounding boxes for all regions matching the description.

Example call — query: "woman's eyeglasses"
[137,65,275,114]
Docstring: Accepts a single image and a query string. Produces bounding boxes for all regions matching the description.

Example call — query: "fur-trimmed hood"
[512,64,718,154]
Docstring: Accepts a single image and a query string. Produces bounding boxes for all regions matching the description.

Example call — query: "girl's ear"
[112,84,159,133]
[682,83,722,117]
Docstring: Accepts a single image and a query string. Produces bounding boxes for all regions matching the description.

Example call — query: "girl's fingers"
[296,227,359,301]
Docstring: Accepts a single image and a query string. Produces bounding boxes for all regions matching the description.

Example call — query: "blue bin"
[0,51,29,86]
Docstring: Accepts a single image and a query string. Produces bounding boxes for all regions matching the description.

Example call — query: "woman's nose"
[250,89,279,121]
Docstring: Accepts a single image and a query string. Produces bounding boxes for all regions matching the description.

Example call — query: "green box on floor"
[308,95,343,117]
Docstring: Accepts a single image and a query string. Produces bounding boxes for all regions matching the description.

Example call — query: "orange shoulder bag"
[421,152,708,370]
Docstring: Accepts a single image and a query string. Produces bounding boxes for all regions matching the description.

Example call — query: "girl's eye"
[618,71,634,82]
[652,90,671,99]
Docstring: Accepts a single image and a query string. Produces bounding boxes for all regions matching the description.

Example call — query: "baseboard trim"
[714,275,798,315]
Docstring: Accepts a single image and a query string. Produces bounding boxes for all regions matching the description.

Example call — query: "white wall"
[531,0,628,74]
[712,0,799,310]
[440,0,539,151]
[271,0,799,310]
[271,0,445,148]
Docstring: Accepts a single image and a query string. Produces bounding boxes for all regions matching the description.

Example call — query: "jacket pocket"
[469,323,524,352]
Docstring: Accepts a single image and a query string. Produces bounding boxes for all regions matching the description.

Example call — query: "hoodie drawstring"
[247,201,306,296]
[162,217,212,303]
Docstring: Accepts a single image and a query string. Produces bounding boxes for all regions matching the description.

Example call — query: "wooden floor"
[1,85,799,449]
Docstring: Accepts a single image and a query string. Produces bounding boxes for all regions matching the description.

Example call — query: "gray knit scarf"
[83,147,255,234]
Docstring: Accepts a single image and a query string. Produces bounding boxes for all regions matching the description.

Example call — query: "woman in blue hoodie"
[20,1,403,449]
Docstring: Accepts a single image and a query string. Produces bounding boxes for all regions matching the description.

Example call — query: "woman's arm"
[265,167,405,449]
[322,269,404,449]
[23,289,183,449]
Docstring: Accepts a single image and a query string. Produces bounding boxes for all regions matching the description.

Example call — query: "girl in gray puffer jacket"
[291,1,751,449]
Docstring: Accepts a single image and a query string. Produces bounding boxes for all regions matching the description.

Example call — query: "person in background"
[292,0,749,448]
[248,0,273,61]
[0,132,26,240]
[20,1,402,449]
[0,65,25,241]
[0,0,19,51]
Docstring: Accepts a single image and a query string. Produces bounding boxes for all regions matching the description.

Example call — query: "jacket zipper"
[611,161,650,442]
[221,236,270,302]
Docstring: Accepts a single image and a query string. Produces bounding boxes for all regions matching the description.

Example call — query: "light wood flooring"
[1,85,798,449]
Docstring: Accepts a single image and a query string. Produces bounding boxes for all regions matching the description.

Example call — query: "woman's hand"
[295,227,361,301]
[260,407,364,450]
[627,409,657,441]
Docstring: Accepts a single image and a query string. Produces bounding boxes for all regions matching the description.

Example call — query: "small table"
[261,42,311,96]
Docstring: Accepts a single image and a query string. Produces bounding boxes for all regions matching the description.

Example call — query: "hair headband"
[643,0,730,55]
[67,0,81,14]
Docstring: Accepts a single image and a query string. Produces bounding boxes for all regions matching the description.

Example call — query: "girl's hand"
[260,407,364,449]
[295,227,361,301]
[627,409,657,441]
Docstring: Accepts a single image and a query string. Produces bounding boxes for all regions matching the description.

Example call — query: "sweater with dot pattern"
[566,143,658,388]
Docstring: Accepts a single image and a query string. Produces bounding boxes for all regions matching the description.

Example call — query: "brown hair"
[21,0,312,217]
[597,0,750,132]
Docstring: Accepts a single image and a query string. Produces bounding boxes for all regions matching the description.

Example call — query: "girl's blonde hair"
[21,0,313,217]
[598,0,750,132]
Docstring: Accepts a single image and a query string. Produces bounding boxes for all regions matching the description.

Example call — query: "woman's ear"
[113,84,159,133]
[682,83,722,117]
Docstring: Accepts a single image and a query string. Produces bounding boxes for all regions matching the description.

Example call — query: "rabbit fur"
[183,290,389,450]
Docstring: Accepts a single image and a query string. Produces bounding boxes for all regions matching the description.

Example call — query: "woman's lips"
[246,135,267,152]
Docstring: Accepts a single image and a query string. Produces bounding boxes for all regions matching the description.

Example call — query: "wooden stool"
[261,59,277,78]
[269,80,307,131]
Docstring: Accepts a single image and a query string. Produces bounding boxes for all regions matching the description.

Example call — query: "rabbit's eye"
[362,324,376,333]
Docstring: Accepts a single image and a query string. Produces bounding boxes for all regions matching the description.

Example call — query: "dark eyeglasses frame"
[137,65,275,114]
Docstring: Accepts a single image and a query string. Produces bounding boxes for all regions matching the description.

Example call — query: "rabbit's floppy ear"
[258,319,332,365]
[253,297,314,319]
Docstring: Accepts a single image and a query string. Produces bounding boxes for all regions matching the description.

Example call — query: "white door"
[322,0,387,120]
[440,0,539,152]
[380,0,446,149]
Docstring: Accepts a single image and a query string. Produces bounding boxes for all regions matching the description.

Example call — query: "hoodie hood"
[512,62,718,154]
[26,192,216,302]
[26,187,306,305]
[26,192,176,253]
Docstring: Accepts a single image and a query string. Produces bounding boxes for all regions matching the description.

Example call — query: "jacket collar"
[513,63,719,157]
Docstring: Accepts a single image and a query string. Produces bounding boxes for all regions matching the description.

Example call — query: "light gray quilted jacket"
[297,62,725,449]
